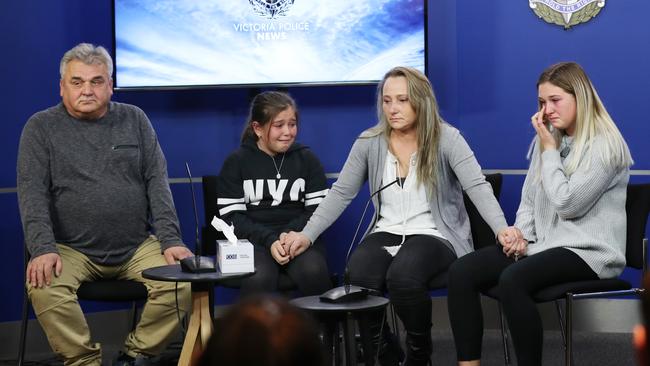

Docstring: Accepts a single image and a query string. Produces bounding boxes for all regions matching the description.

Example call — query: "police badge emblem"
[529,0,605,29]
[249,0,295,19]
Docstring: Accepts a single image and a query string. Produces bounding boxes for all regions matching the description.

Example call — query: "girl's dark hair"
[241,91,299,142]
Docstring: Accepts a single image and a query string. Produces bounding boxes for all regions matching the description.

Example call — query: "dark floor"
[0,330,635,365]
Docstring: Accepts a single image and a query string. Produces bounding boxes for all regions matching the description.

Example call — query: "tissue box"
[217,239,254,273]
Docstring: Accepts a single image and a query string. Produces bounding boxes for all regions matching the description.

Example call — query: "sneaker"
[112,351,154,366]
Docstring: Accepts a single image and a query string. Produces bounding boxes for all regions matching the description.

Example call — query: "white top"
[374,150,446,240]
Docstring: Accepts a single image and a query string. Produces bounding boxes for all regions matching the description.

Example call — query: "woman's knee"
[385,265,426,292]
[497,265,526,299]
[447,255,476,287]
[296,260,329,280]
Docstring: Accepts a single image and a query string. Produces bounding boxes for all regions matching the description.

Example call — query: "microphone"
[180,162,217,273]
[319,178,400,303]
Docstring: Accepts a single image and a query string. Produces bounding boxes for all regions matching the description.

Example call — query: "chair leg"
[389,303,401,348]
[497,301,511,365]
[554,300,566,346]
[130,301,138,331]
[17,288,29,366]
[565,293,574,366]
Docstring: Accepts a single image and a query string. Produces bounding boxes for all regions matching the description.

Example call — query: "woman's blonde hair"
[363,66,444,191]
[532,62,632,174]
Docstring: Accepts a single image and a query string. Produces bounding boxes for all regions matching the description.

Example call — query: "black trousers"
[240,238,332,297]
[447,245,598,366]
[348,232,457,334]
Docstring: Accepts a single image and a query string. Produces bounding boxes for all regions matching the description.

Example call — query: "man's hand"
[163,246,193,265]
[27,253,62,288]
[270,240,290,265]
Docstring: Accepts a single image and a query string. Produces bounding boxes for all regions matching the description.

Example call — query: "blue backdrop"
[1,1,648,322]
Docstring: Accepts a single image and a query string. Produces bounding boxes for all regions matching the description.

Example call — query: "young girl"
[447,62,633,366]
[217,91,331,297]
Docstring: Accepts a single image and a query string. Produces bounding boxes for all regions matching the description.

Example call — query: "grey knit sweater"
[302,124,508,257]
[515,137,630,279]
[17,102,183,265]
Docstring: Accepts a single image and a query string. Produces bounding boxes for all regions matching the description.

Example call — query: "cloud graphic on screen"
[114,0,424,87]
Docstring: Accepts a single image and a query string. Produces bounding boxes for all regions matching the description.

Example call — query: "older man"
[17,43,191,366]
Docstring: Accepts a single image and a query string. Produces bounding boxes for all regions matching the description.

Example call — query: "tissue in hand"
[211,216,254,273]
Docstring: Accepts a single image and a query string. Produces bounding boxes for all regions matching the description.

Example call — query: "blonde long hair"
[531,62,632,174]
[362,66,444,191]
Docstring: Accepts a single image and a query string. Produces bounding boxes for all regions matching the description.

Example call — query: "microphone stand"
[180,162,216,273]
[320,178,399,302]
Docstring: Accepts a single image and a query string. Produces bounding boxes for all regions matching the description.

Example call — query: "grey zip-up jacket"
[302,124,508,257]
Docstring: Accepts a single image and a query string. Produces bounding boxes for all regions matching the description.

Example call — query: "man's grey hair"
[59,43,113,80]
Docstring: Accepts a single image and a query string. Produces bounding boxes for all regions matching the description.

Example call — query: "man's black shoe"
[112,351,154,366]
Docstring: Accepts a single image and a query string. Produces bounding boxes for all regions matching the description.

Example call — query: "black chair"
[484,182,650,366]
[17,246,148,366]
[425,173,504,290]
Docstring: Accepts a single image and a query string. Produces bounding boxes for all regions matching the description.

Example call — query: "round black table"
[142,264,253,366]
[291,295,390,366]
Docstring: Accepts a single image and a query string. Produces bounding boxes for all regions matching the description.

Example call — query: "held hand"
[497,226,522,248]
[270,240,290,265]
[282,231,312,259]
[504,239,529,261]
[163,245,193,265]
[288,239,310,259]
[499,227,528,259]
[531,105,556,151]
[27,253,62,288]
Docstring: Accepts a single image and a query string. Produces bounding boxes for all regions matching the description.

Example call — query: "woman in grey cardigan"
[447,62,633,366]
[284,66,509,366]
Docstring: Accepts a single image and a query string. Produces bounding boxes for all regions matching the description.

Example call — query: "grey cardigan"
[515,137,630,279]
[302,124,508,257]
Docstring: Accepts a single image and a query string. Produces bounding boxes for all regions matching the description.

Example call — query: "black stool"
[291,295,389,366]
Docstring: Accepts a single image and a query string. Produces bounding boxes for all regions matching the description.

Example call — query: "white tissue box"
[217,239,254,273]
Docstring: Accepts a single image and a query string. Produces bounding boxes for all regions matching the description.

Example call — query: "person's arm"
[283,149,329,232]
[137,109,187,256]
[299,137,370,243]
[446,130,508,236]
[17,117,58,258]
[217,154,279,248]
[17,115,64,287]
[513,139,539,243]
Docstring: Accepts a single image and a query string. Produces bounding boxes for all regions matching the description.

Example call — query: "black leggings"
[348,232,457,333]
[240,238,332,297]
[447,245,598,366]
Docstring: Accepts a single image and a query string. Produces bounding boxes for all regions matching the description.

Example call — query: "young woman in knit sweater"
[447,62,633,366]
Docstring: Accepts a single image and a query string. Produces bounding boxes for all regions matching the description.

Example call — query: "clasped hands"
[270,231,312,265]
[498,226,528,260]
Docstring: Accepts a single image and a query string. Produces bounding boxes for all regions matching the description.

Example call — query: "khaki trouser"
[27,237,191,366]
